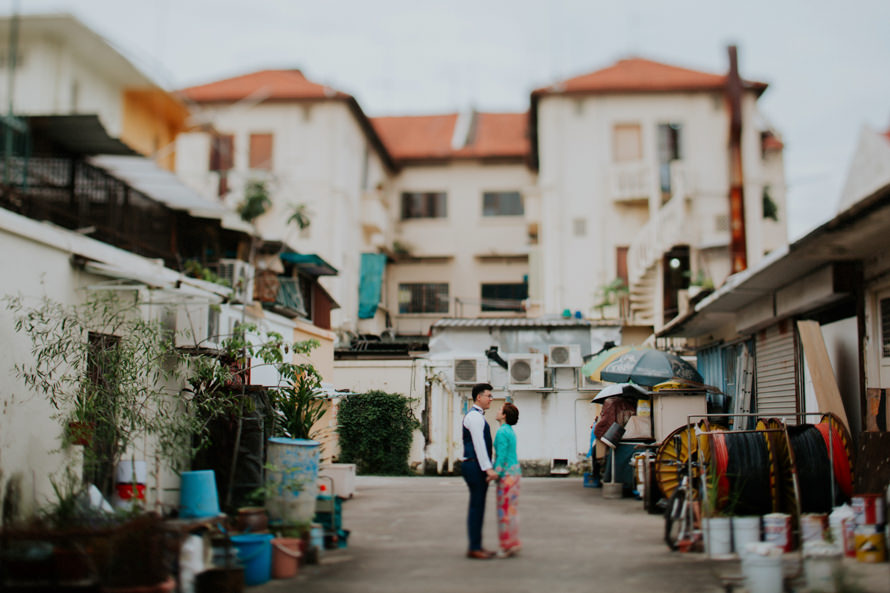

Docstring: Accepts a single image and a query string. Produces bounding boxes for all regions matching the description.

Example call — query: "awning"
[280,252,338,276]
[358,253,386,319]
[26,115,139,156]
[88,154,253,233]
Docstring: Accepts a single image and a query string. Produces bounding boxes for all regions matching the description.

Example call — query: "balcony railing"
[610,162,651,202]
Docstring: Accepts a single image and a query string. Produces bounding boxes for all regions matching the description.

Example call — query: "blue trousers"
[461,460,489,551]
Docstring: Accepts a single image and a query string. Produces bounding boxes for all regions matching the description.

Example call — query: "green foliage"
[593,278,629,318]
[183,260,230,287]
[237,179,271,223]
[272,360,326,440]
[287,202,312,231]
[762,187,779,221]
[337,390,419,475]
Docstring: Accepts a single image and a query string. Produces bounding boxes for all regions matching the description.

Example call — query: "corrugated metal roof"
[431,318,594,329]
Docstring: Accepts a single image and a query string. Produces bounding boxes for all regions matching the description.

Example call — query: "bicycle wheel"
[664,485,687,551]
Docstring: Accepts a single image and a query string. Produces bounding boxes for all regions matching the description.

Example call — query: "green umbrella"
[580,345,637,381]
[599,349,703,387]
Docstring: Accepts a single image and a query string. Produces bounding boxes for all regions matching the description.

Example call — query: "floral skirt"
[496,474,520,551]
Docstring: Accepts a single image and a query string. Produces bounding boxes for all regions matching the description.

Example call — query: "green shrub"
[337,390,419,475]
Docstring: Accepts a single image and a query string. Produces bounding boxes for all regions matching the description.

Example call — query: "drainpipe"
[726,45,748,274]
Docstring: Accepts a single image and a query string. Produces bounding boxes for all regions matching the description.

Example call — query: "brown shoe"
[466,550,493,560]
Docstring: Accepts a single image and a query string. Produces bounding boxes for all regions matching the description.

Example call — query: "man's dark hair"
[503,402,519,425]
[471,383,493,400]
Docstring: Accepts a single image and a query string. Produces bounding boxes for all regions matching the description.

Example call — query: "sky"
[10,0,890,240]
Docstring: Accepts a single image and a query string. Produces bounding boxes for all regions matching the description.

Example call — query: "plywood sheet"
[797,320,850,430]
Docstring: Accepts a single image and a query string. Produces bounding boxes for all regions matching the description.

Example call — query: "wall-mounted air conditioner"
[507,353,545,390]
[453,358,488,385]
[218,259,255,304]
[548,344,582,368]
[174,303,220,350]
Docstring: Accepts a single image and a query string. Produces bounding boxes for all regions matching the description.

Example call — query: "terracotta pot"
[271,537,301,579]
[235,506,268,533]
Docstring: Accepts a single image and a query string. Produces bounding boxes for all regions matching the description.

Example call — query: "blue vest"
[462,409,492,462]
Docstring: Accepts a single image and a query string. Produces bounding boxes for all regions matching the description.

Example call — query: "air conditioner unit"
[548,344,582,368]
[218,259,255,304]
[174,303,220,350]
[507,353,545,390]
[453,358,488,385]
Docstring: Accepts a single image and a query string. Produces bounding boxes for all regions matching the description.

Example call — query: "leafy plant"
[287,202,312,231]
[592,278,629,319]
[762,186,779,222]
[337,390,419,475]
[272,360,326,440]
[237,179,271,223]
[183,259,230,287]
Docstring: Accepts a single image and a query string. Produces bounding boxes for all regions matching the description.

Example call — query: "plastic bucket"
[854,525,887,563]
[704,517,732,557]
[271,537,301,579]
[732,516,761,555]
[803,541,843,592]
[180,470,220,518]
[230,533,274,586]
[763,513,792,552]
[852,494,886,526]
[800,513,828,544]
[265,438,321,524]
[742,544,784,593]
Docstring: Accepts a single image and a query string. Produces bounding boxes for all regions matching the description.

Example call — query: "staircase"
[628,262,657,326]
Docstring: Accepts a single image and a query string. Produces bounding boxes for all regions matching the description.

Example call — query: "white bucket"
[800,513,828,544]
[763,512,792,552]
[803,541,842,593]
[829,505,857,557]
[742,543,784,593]
[732,516,761,555]
[704,516,732,557]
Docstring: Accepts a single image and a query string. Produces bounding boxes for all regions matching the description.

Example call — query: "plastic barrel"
[180,470,220,519]
[231,533,274,586]
[265,438,321,524]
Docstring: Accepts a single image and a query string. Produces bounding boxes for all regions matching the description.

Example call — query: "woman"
[493,402,521,557]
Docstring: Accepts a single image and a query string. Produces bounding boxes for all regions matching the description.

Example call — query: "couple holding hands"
[461,383,521,559]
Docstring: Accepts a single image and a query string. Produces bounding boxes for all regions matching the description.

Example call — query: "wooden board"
[797,320,850,431]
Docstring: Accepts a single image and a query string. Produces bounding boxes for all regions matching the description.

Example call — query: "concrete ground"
[255,476,889,593]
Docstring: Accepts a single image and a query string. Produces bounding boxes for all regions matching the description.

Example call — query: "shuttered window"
[249,133,274,170]
[209,134,234,172]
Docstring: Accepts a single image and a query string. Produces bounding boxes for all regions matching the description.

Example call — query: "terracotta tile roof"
[534,57,768,96]
[371,112,529,162]
[178,69,349,103]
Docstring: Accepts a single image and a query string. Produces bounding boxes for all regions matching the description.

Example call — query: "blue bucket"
[230,533,274,586]
[179,470,220,518]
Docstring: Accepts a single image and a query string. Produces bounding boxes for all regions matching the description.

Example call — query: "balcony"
[610,162,651,202]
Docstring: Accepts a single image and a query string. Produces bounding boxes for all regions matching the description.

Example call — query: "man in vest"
[462,382,498,559]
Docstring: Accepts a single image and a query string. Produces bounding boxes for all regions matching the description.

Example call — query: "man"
[461,382,498,559]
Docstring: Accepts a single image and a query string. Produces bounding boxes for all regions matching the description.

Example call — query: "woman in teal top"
[494,402,521,557]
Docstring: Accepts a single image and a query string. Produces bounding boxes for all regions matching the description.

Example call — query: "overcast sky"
[10,0,890,240]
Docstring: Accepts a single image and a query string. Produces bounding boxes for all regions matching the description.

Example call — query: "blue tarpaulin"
[358,253,386,319]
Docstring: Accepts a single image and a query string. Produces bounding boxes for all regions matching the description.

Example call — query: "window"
[481,283,527,312]
[483,191,523,216]
[613,123,642,162]
[401,192,447,219]
[209,134,234,172]
[399,283,449,313]
[249,133,274,170]
[657,122,682,196]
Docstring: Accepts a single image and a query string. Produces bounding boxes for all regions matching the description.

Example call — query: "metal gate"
[754,320,799,419]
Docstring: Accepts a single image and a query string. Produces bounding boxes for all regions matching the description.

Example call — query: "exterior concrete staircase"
[628,262,657,326]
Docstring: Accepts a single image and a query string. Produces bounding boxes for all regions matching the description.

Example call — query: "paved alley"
[257,475,725,593]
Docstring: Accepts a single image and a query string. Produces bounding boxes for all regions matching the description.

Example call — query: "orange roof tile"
[178,69,349,103]
[534,57,768,96]
[371,112,529,162]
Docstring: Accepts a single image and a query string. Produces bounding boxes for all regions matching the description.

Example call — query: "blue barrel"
[265,438,321,524]
[230,533,274,586]
[179,470,220,518]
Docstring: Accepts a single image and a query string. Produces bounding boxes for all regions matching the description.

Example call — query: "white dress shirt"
[462,405,493,471]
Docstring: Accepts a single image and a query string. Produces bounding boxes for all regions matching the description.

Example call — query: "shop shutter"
[755,321,799,420]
